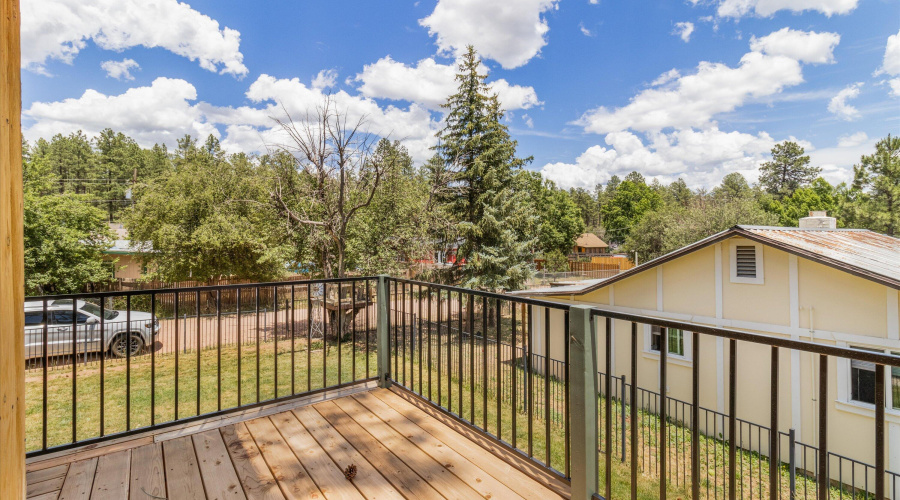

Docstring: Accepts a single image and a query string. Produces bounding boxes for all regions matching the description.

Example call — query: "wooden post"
[376,275,391,388]
[569,305,597,500]
[0,0,25,497]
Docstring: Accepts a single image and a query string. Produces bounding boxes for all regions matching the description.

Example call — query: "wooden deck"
[25,387,570,500]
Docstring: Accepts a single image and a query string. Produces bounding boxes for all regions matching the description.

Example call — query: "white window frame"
[730,239,764,285]
[643,324,692,363]
[836,342,900,417]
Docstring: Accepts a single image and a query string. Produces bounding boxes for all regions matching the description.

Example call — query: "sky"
[20,0,900,190]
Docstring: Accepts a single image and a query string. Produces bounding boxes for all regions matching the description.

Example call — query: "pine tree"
[758,141,820,198]
[433,46,535,291]
[851,135,900,236]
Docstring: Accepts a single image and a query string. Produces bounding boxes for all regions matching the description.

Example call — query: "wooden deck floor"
[25,387,569,500]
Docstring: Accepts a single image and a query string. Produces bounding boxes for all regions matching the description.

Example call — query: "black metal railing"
[385,277,572,477]
[24,277,378,457]
[588,308,900,500]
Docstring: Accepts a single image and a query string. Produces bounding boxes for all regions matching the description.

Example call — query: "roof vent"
[799,211,837,230]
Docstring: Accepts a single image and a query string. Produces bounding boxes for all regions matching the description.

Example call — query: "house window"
[892,354,900,411]
[730,240,764,284]
[650,326,685,356]
[849,347,900,409]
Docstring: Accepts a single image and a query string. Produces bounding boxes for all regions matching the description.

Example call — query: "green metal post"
[569,305,598,499]
[377,275,392,388]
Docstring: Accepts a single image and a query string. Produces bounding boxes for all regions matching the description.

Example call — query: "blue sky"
[20,0,900,189]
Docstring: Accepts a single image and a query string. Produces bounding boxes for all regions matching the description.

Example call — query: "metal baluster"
[72,299,77,442]
[290,285,295,395]
[306,283,311,392]
[875,363,885,500]
[42,300,48,449]
[544,307,551,468]
[366,280,371,379]
[527,304,533,457]
[175,292,180,419]
[418,284,423,395]
[458,292,463,416]
[217,290,221,412]
[151,294,156,426]
[274,286,279,398]
[692,332,700,500]
[729,340,738,500]
[255,287,260,402]
[659,326,668,498]
[565,310,570,478]
[631,322,638,500]
[99,299,105,437]
[437,289,442,407]
[817,354,827,500]
[512,301,517,449]
[236,289,241,406]
[497,299,502,439]
[195,290,200,415]
[770,346,779,500]
[428,288,433,401]
[323,283,328,388]
[353,281,358,383]
[605,317,612,500]
[469,294,475,423]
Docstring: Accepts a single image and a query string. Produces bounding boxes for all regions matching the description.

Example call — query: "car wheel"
[110,332,144,358]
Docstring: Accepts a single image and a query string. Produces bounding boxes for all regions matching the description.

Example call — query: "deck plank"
[332,397,482,500]
[26,476,64,498]
[26,464,68,486]
[267,411,365,500]
[385,387,571,498]
[193,429,247,500]
[353,391,524,499]
[162,436,206,500]
[220,424,285,500]
[56,457,97,500]
[28,492,60,500]
[293,406,402,500]
[372,389,566,500]
[89,449,130,500]
[240,418,321,500]
[313,401,442,500]
[129,443,165,500]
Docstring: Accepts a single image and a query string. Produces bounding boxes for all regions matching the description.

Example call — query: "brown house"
[572,232,609,256]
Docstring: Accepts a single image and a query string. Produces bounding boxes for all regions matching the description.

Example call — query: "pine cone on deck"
[344,464,357,481]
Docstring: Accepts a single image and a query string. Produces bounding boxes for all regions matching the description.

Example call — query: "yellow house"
[514,214,900,485]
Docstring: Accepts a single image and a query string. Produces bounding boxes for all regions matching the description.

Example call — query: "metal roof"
[737,226,900,285]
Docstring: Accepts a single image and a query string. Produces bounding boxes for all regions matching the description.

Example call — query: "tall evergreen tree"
[851,135,900,236]
[758,141,820,198]
[433,46,535,291]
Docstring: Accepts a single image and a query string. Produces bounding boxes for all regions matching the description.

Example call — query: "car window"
[24,312,44,326]
[79,302,118,321]
[50,311,90,324]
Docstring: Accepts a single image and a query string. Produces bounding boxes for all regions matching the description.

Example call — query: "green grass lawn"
[27,333,871,499]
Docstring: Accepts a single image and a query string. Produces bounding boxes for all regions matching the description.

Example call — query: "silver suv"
[24,299,160,359]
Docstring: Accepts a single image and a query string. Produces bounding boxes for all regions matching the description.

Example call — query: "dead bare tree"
[268,95,383,278]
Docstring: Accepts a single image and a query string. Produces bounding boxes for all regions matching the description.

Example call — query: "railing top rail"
[26,275,378,301]
[388,277,572,310]
[589,307,900,366]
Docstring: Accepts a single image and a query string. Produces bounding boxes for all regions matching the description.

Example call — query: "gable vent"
[735,246,757,278]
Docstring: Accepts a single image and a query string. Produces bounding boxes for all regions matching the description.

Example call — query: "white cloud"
[22,0,248,77]
[24,77,217,146]
[650,69,681,87]
[576,29,837,134]
[541,126,776,189]
[100,58,139,80]
[419,0,560,69]
[24,74,442,163]
[715,0,858,18]
[311,69,338,90]
[579,23,594,37]
[523,114,534,128]
[827,83,862,121]
[354,56,541,111]
[878,30,900,97]
[749,28,840,64]
[673,22,695,43]
[837,131,867,148]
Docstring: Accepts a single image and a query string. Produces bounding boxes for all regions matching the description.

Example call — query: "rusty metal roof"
[737,226,900,285]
